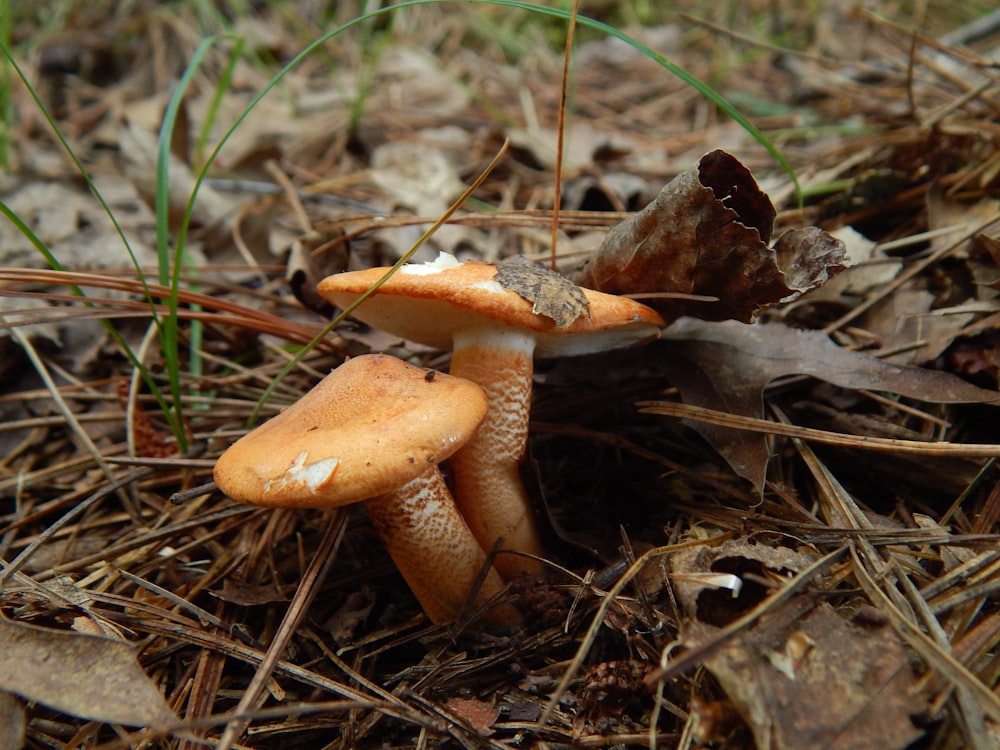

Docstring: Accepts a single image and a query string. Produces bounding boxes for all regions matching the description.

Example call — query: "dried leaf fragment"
[495,255,590,328]
[441,696,500,736]
[574,150,847,323]
[687,599,923,750]
[0,691,25,750]
[0,615,175,727]
[656,319,1000,491]
[670,539,819,627]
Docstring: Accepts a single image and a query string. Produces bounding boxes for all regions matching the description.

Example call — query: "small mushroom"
[317,253,666,580]
[213,354,518,625]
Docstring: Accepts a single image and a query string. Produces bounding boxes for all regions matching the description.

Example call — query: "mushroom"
[213,353,519,625]
[317,253,666,580]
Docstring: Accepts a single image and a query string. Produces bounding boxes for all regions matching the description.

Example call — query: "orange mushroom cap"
[316,254,666,355]
[213,353,488,509]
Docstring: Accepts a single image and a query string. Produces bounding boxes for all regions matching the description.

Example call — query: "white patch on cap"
[401,251,463,276]
[265,451,341,494]
[469,279,506,294]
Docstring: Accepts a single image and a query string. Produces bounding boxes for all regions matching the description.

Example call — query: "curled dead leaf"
[670,539,819,627]
[574,150,848,323]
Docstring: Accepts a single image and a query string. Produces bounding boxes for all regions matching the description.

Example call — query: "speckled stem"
[449,329,545,580]
[366,469,519,625]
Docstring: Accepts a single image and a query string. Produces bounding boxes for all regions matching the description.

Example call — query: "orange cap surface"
[317,255,665,356]
[214,354,488,509]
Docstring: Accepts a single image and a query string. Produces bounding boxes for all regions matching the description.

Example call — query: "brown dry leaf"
[574,150,848,323]
[211,580,288,607]
[0,615,175,727]
[508,120,638,172]
[441,696,500,736]
[286,226,348,318]
[0,690,26,750]
[670,539,819,627]
[495,255,591,328]
[925,186,1000,257]
[858,288,976,366]
[656,318,999,491]
[322,592,376,647]
[686,598,923,750]
[0,177,158,270]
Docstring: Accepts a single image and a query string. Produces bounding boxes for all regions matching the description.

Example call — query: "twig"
[9,326,140,518]
[214,507,350,750]
[0,468,155,585]
[637,400,1000,457]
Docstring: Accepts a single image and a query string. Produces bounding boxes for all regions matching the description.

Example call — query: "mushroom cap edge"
[213,354,489,509]
[317,257,666,356]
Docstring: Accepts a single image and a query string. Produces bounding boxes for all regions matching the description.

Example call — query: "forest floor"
[2,2,1000,749]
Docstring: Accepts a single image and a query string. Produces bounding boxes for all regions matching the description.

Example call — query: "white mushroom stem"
[449,327,545,580]
[366,468,520,625]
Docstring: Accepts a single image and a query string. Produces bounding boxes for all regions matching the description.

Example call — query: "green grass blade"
[0,201,185,443]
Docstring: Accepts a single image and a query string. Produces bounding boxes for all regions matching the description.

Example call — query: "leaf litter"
[2,3,1000,749]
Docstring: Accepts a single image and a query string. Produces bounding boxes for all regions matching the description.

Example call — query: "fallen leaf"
[0,690,25,750]
[574,150,848,323]
[0,615,175,727]
[772,226,850,297]
[120,120,235,234]
[211,579,288,607]
[507,120,635,171]
[286,226,347,318]
[686,598,923,750]
[495,254,590,328]
[670,539,818,628]
[370,137,465,216]
[0,177,159,270]
[858,288,975,366]
[653,318,999,491]
[441,696,500,736]
[322,591,375,647]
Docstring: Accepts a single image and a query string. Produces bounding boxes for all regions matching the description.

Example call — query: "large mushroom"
[213,353,518,625]
[317,253,666,580]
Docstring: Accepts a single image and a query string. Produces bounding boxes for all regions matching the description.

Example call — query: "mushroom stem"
[366,469,520,624]
[449,329,544,580]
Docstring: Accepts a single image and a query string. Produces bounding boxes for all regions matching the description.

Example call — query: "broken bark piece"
[495,254,590,328]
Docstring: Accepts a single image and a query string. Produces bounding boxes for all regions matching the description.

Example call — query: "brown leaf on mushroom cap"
[574,150,847,323]
[494,254,590,328]
[317,256,664,356]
